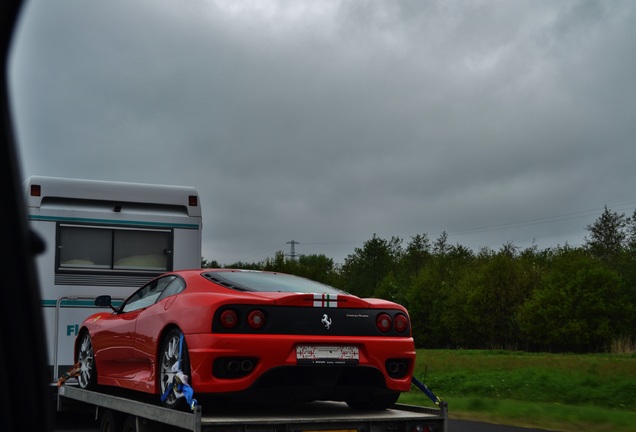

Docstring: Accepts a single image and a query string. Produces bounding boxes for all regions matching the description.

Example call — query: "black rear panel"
[212,305,410,336]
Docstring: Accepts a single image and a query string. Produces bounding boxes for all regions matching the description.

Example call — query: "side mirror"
[95,295,116,312]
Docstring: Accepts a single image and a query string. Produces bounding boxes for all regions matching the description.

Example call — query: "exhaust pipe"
[226,360,240,372]
[240,359,253,372]
[387,360,408,378]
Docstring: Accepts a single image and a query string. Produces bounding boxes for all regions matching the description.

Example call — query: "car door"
[93,278,166,373]
[132,276,185,360]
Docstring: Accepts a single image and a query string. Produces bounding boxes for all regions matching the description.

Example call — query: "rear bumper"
[185,333,416,394]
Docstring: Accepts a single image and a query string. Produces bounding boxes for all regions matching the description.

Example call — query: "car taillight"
[220,310,238,329]
[394,313,409,333]
[412,424,439,432]
[376,313,392,332]
[247,310,265,329]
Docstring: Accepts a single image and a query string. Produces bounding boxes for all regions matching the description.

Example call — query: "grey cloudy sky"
[8,0,636,265]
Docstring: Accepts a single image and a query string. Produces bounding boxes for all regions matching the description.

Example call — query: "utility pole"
[286,239,299,260]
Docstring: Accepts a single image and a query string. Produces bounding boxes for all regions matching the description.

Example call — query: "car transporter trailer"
[58,378,448,432]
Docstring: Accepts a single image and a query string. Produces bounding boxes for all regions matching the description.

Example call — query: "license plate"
[296,345,359,365]
[302,430,358,432]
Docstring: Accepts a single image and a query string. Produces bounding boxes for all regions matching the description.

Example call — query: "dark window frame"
[55,223,174,274]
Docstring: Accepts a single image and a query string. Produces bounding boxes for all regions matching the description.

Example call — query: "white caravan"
[25,176,203,392]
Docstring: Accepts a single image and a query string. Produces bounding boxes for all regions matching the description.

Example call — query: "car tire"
[159,328,191,410]
[346,392,400,410]
[76,330,97,389]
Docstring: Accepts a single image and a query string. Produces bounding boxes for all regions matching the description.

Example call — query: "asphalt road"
[449,419,556,431]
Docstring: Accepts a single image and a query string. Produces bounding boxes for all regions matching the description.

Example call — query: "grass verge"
[400,349,636,432]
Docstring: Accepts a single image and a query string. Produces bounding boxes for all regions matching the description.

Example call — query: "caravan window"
[58,225,172,272]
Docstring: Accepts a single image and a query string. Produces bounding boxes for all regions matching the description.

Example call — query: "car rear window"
[203,270,345,294]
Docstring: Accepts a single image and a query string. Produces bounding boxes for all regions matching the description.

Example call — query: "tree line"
[202,206,636,353]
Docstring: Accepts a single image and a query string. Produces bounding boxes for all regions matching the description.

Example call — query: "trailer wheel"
[76,330,97,389]
[159,328,191,410]
[122,415,138,432]
[99,409,124,432]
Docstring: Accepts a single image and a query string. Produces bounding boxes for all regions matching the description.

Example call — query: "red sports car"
[75,269,416,410]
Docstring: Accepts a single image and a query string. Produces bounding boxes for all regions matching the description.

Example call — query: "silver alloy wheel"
[77,332,95,389]
[160,331,183,407]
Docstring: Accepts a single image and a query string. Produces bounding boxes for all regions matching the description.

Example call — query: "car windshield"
[203,271,346,294]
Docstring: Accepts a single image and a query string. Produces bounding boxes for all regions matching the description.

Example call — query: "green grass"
[399,349,636,432]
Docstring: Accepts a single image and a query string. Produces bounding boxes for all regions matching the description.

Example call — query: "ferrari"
[75,269,416,410]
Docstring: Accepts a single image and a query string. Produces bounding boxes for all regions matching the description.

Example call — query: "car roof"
[174,269,346,295]
[204,269,345,294]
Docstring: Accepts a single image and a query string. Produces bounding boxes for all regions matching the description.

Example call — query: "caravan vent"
[55,274,156,288]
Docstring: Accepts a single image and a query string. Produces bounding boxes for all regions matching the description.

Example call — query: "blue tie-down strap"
[161,372,198,410]
[411,376,442,405]
[179,381,197,410]
[160,333,198,410]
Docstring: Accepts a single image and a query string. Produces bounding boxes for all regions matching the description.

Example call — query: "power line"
[446,202,636,237]
[229,201,636,263]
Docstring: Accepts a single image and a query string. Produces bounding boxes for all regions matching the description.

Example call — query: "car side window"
[156,277,185,303]
[121,275,177,313]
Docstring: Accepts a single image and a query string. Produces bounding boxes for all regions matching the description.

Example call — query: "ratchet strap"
[411,376,442,405]
[57,362,81,387]
[160,333,198,410]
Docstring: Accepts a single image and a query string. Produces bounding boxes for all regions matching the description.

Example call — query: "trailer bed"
[59,385,447,432]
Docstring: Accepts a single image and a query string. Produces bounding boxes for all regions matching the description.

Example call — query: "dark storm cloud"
[9,0,636,264]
